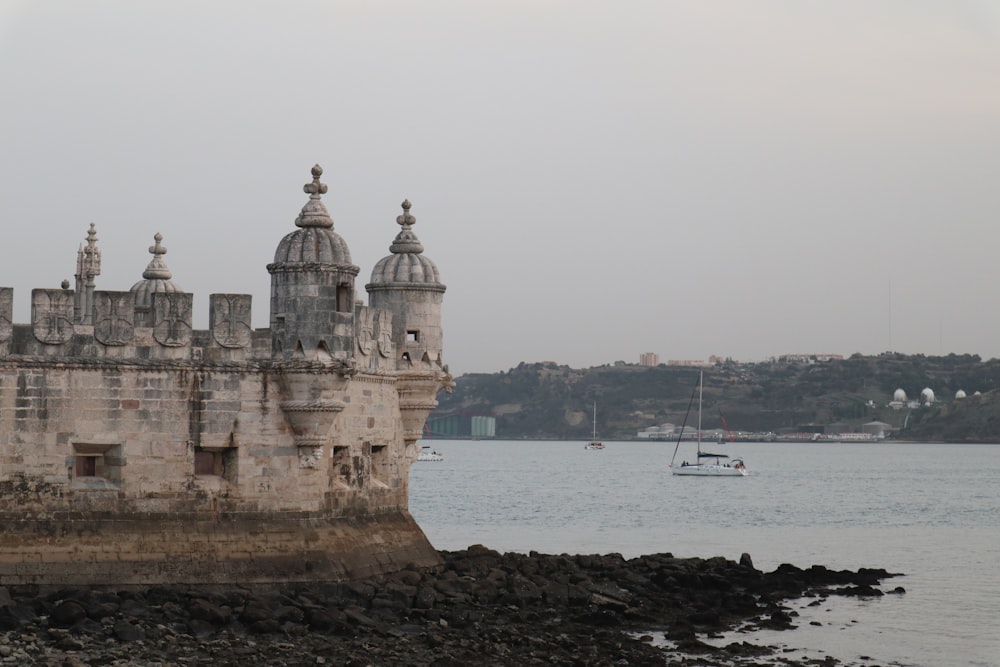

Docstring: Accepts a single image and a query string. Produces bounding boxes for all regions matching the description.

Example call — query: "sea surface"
[409,440,999,667]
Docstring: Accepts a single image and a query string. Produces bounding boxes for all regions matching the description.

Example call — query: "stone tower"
[267,165,359,361]
[367,199,451,449]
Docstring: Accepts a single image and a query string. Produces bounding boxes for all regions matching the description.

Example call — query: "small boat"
[417,446,444,461]
[670,371,747,476]
[585,402,605,450]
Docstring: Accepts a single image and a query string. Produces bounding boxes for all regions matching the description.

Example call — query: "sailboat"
[669,371,746,476]
[585,402,605,449]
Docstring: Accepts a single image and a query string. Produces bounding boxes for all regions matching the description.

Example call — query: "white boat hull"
[671,463,747,476]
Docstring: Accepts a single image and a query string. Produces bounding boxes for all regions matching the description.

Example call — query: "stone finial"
[76,223,101,278]
[396,199,416,228]
[86,223,98,251]
[303,164,328,197]
[61,279,70,290]
[389,199,424,255]
[294,164,334,229]
[142,233,173,280]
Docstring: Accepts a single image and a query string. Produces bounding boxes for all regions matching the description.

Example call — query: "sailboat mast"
[670,378,699,467]
[592,402,597,440]
[696,370,703,458]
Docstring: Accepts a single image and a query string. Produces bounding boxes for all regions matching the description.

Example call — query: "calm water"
[409,440,1000,667]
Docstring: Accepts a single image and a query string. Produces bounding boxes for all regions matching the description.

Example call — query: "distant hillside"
[431,353,1000,442]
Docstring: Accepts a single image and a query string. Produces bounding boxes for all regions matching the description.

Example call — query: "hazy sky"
[2,2,999,374]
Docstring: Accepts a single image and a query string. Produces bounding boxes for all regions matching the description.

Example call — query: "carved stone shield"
[376,310,393,359]
[152,292,192,347]
[93,291,135,346]
[32,289,74,345]
[356,306,374,356]
[210,294,252,349]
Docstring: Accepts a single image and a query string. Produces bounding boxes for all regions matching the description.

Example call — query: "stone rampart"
[0,165,450,587]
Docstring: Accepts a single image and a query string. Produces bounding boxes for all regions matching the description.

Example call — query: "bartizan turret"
[367,199,453,456]
[268,164,359,361]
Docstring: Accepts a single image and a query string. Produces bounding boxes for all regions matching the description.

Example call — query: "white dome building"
[893,388,907,402]
[920,387,935,404]
[955,389,967,399]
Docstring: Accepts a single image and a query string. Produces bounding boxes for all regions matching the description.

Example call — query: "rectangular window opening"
[336,285,352,313]
[194,447,238,483]
[194,449,218,476]
[71,442,123,487]
[75,456,97,477]
[406,330,419,342]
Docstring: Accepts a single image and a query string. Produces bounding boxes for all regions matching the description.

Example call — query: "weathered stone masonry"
[0,165,452,587]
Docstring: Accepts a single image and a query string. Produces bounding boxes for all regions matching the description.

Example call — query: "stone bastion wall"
[0,296,444,587]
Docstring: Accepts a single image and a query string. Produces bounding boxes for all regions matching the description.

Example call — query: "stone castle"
[0,165,452,587]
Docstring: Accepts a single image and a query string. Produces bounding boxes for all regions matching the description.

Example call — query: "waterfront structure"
[0,165,451,587]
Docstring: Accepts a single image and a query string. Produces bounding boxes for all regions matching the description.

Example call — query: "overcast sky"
[2,1,999,374]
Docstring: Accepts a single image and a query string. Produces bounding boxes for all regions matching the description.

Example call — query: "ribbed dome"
[270,164,354,267]
[130,233,183,307]
[368,200,442,286]
[371,253,441,284]
[273,227,353,265]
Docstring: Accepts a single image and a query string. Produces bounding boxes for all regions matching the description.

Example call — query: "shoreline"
[0,546,903,666]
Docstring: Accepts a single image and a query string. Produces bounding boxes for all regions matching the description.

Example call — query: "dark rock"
[413,584,436,609]
[113,618,145,641]
[836,584,884,597]
[186,618,217,639]
[188,597,232,625]
[50,600,87,628]
[306,607,344,632]
[0,607,21,631]
[118,598,152,618]
[248,618,283,634]
[0,548,902,667]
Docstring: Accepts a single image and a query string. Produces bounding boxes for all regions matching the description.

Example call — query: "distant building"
[639,352,659,367]
[426,414,496,439]
[637,423,676,439]
[777,354,845,363]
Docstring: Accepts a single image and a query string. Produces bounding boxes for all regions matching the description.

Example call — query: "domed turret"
[267,165,360,360]
[366,200,445,368]
[130,233,183,324]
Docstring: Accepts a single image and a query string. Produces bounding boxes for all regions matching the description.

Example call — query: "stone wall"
[0,511,440,587]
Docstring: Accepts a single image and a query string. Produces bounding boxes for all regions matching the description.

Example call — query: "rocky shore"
[0,546,903,666]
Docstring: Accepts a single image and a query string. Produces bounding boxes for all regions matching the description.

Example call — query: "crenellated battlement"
[0,164,452,588]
